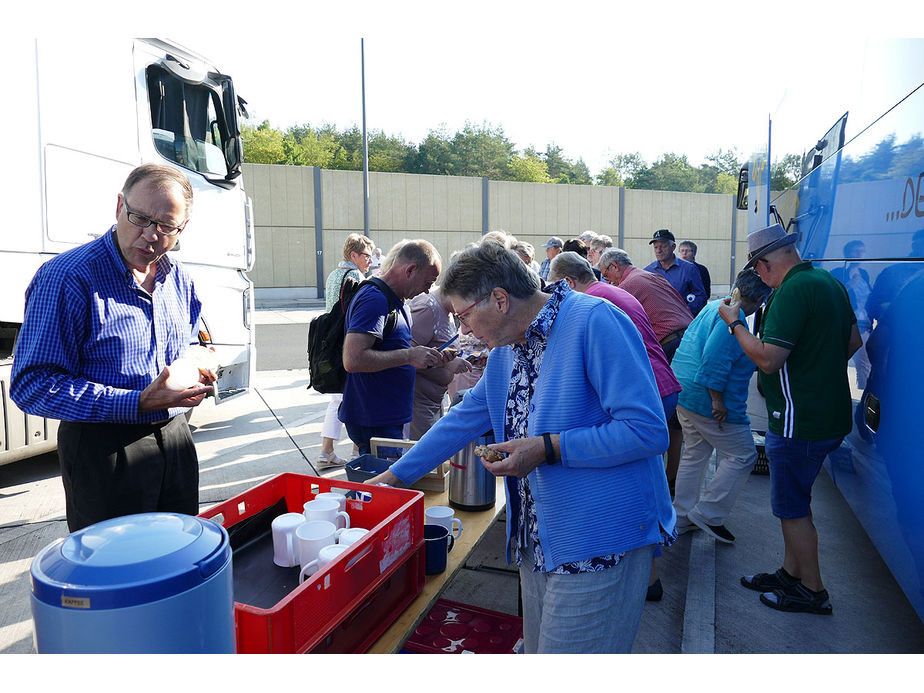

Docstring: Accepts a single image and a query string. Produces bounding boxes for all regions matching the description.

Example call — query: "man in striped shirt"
[719,223,861,615]
[11,164,215,531]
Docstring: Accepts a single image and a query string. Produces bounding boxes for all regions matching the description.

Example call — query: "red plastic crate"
[403,599,523,654]
[199,473,424,653]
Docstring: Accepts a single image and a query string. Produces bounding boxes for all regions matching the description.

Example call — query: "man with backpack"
[339,239,447,455]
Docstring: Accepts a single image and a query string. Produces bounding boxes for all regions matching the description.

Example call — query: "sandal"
[759,582,833,615]
[740,567,799,592]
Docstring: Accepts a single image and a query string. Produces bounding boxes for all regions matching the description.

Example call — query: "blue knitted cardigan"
[389,290,676,570]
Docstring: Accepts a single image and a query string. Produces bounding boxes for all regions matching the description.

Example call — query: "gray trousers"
[57,415,199,532]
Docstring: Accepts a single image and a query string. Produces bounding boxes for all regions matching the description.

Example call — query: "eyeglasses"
[452,294,491,326]
[123,199,188,237]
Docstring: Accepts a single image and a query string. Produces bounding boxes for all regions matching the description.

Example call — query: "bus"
[0,38,255,465]
[738,39,924,620]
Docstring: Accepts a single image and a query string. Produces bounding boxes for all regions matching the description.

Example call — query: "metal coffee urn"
[448,391,496,511]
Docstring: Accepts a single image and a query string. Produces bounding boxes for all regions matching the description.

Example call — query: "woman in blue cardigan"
[372,240,675,653]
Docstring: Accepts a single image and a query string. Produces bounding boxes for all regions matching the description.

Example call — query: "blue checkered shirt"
[10,227,202,423]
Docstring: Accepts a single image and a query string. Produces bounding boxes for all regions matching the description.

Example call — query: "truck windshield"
[147,62,241,183]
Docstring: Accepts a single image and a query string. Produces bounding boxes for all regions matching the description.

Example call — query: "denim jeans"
[518,539,654,653]
[766,430,843,519]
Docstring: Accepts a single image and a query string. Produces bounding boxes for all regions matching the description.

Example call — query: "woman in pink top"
[548,252,681,416]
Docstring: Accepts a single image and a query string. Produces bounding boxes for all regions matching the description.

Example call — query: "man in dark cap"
[718,223,862,615]
[645,229,707,316]
[539,237,563,281]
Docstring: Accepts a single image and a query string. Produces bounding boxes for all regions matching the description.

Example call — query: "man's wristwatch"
[542,432,558,464]
[728,319,746,335]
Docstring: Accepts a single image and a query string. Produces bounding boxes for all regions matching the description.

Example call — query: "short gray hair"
[733,268,771,303]
[548,251,595,284]
[591,235,613,252]
[511,240,535,262]
[599,247,633,269]
[578,230,599,244]
[482,230,516,249]
[442,240,540,300]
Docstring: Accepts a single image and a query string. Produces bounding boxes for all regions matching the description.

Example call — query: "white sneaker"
[317,452,346,468]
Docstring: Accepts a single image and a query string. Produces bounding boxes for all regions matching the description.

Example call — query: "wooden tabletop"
[366,477,507,653]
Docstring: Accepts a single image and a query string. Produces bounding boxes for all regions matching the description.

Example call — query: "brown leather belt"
[659,329,686,346]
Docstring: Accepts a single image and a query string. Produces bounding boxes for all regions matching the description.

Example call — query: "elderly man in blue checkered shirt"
[11,164,215,532]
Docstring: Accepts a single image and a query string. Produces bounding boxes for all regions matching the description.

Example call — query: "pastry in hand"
[474,444,504,462]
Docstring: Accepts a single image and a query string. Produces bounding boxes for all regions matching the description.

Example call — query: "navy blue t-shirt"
[338,282,415,426]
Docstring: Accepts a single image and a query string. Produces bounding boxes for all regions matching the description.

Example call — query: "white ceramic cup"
[337,527,370,547]
[297,520,338,582]
[317,543,351,569]
[425,505,463,540]
[271,512,306,567]
[303,498,351,530]
[315,492,349,529]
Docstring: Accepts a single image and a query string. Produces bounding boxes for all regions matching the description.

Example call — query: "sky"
[179,4,922,176]
[18,2,924,177]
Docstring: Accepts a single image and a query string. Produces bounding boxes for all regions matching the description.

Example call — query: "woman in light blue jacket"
[373,240,674,653]
[671,269,771,543]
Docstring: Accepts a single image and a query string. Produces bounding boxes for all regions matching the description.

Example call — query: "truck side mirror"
[736,164,749,210]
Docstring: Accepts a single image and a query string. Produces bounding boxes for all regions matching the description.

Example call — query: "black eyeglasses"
[123,199,188,237]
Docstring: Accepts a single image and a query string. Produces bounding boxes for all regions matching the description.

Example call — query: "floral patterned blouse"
[507,280,624,574]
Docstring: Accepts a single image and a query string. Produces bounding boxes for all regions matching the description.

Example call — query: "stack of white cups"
[271,493,373,583]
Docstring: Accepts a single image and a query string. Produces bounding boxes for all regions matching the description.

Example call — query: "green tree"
[368,131,416,173]
[570,158,592,185]
[414,128,454,175]
[770,153,802,190]
[509,151,552,182]
[713,171,738,194]
[544,144,571,183]
[704,148,742,177]
[241,120,286,164]
[610,152,648,188]
[595,167,624,186]
[281,123,338,167]
[635,153,704,192]
[448,122,516,179]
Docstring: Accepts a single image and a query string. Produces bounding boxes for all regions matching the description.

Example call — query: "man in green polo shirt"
[719,223,862,615]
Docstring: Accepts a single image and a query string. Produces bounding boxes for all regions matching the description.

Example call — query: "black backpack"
[306,275,399,394]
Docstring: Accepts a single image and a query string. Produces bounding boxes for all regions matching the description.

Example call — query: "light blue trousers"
[518,540,655,654]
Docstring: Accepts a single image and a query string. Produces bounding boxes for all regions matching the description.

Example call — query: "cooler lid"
[31,513,230,611]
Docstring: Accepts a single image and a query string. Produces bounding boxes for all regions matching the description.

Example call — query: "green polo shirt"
[758,262,856,440]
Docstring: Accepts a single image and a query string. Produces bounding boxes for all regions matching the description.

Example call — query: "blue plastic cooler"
[30,512,235,653]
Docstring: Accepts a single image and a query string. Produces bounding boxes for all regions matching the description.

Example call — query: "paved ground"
[1,300,923,656]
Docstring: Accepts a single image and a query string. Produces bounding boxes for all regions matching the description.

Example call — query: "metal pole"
[361,38,370,239]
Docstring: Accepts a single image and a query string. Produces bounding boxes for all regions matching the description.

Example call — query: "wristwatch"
[728,319,746,335]
[542,432,558,464]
